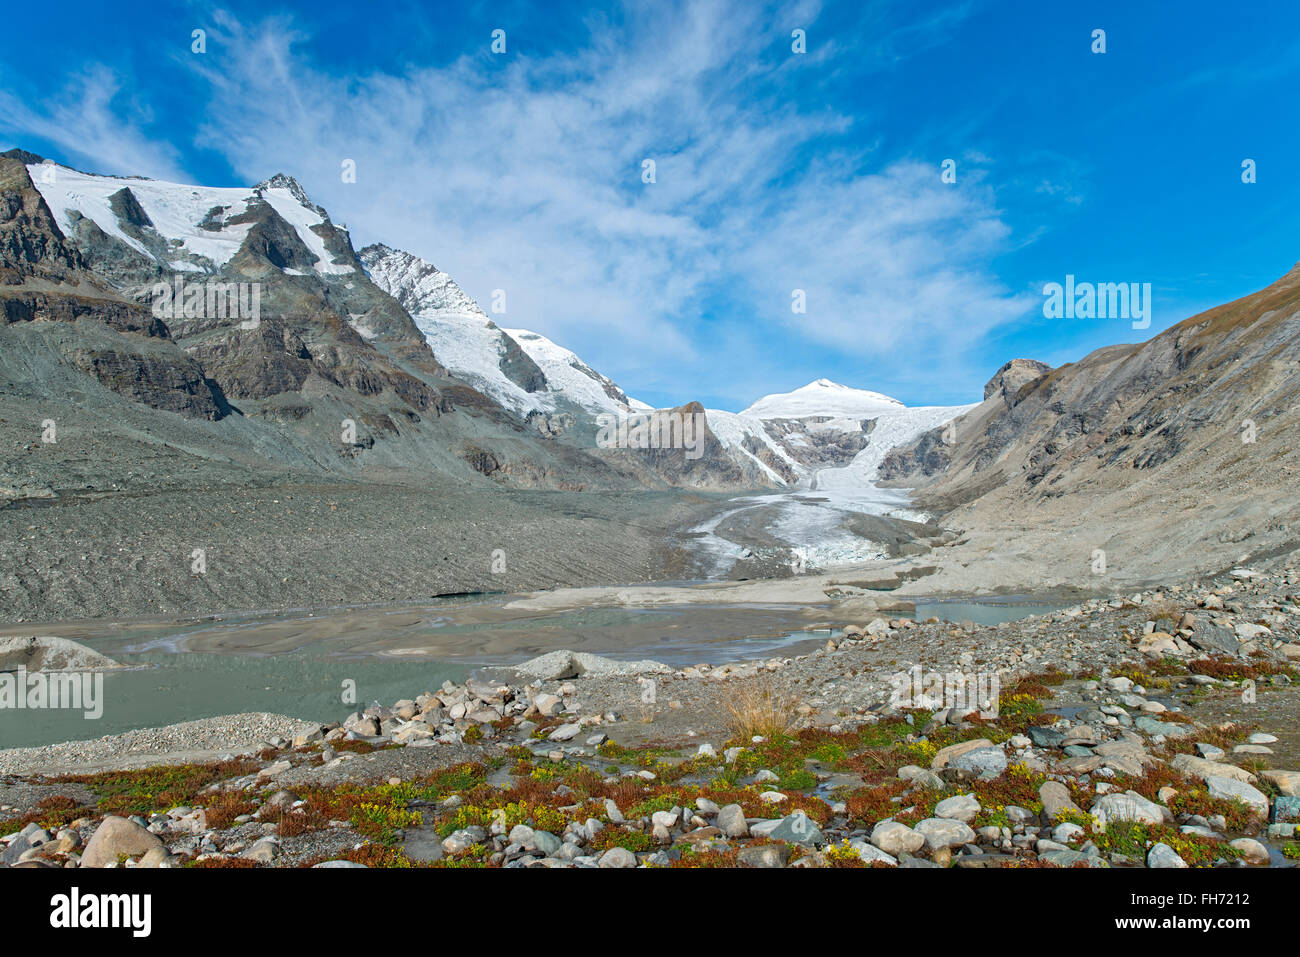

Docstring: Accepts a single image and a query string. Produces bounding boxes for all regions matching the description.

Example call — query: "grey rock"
[934,793,980,823]
[1040,781,1083,821]
[870,820,926,856]
[1091,791,1168,827]
[1039,849,1106,868]
[1188,624,1239,657]
[1027,726,1065,748]
[548,723,581,742]
[531,830,562,856]
[767,811,823,846]
[914,817,976,850]
[1229,837,1269,864]
[241,838,281,863]
[1205,776,1269,817]
[716,804,749,838]
[948,746,1007,779]
[399,827,446,863]
[442,826,487,855]
[737,844,791,868]
[597,847,637,868]
[846,840,897,866]
[1146,843,1188,868]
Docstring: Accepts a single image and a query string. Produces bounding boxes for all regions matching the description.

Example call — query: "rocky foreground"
[2,562,1300,869]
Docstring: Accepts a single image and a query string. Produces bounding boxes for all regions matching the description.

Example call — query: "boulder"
[870,820,926,856]
[80,816,166,868]
[1040,781,1083,821]
[949,747,1007,779]
[933,793,981,824]
[913,817,976,850]
[597,847,637,868]
[1229,838,1269,864]
[1146,843,1187,868]
[716,804,749,838]
[1205,776,1269,817]
[931,738,994,769]
[1090,791,1168,827]
[1170,753,1258,785]
[1260,770,1300,797]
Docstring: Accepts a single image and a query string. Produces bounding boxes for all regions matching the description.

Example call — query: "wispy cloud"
[2,0,1030,408]
[0,66,188,181]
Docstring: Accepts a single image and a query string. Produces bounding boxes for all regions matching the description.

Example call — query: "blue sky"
[3,0,1298,410]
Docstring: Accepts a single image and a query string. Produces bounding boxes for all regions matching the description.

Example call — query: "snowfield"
[502,328,651,416]
[361,244,649,417]
[27,163,354,276]
[741,378,905,419]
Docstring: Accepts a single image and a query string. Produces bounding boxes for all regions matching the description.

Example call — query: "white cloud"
[0,66,189,181]
[3,0,1030,408]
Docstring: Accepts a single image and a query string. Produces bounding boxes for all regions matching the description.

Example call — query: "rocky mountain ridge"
[879,264,1300,592]
[1,152,785,496]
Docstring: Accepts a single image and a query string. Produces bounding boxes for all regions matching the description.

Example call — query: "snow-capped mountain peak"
[253,173,324,215]
[501,328,652,414]
[359,243,647,417]
[360,243,487,320]
[741,378,906,419]
[25,161,356,277]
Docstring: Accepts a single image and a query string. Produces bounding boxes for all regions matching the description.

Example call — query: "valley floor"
[0,483,727,623]
[1,559,1298,869]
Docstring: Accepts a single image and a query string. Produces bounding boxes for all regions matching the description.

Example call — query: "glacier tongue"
[689,399,976,575]
[811,403,977,491]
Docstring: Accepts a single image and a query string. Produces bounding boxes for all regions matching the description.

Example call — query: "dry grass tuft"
[719,678,802,741]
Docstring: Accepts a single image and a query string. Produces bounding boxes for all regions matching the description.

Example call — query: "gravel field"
[0,483,724,622]
[0,713,318,776]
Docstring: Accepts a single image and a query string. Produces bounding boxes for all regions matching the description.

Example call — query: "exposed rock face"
[632,401,748,488]
[758,417,869,470]
[69,346,231,420]
[983,358,1052,403]
[0,151,664,491]
[883,263,1300,587]
[0,152,84,284]
[496,327,548,393]
[0,155,233,418]
[1,290,166,337]
[877,428,954,482]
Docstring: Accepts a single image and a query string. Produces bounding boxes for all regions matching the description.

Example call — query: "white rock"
[1090,792,1168,827]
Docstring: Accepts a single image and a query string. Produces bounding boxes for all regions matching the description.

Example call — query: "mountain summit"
[741,378,906,419]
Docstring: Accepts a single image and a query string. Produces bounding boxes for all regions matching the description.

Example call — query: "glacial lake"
[0,597,1065,750]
